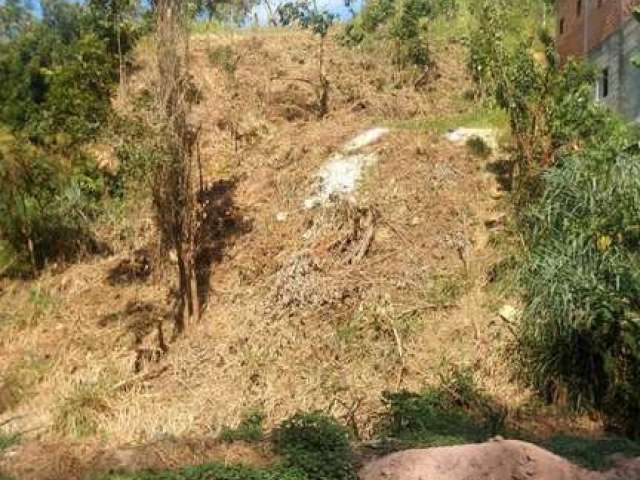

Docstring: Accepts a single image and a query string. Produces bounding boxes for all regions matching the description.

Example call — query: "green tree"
[0,0,33,40]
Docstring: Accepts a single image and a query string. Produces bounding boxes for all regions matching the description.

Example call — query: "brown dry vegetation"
[0,26,603,477]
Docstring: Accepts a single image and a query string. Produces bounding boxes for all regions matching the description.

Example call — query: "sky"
[4,0,362,24]
[250,0,363,25]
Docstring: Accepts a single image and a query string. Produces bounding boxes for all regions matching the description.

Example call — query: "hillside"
[2,8,640,480]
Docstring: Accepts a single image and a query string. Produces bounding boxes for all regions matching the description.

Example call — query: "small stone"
[490,188,505,200]
[276,212,288,222]
[499,304,520,323]
[484,214,506,229]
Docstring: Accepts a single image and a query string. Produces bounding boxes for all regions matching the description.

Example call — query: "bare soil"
[0,26,616,478]
[360,439,640,480]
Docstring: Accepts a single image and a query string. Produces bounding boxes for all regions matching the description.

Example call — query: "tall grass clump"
[466,0,640,438]
[518,134,640,437]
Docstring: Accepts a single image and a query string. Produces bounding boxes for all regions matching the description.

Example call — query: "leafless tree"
[151,0,202,333]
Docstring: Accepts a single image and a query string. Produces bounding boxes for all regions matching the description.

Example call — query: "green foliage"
[194,0,258,24]
[0,430,19,453]
[342,0,457,67]
[207,45,239,77]
[219,411,265,443]
[518,142,640,437]
[471,0,640,439]
[276,1,335,37]
[0,140,105,271]
[465,136,491,158]
[0,1,145,273]
[377,367,506,446]
[467,1,616,190]
[98,464,307,480]
[0,0,32,41]
[544,435,640,470]
[0,1,121,145]
[273,412,356,480]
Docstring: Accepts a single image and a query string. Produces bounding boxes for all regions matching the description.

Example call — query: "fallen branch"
[0,415,25,429]
[112,365,169,392]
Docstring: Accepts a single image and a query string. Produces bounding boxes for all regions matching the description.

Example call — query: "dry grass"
[0,25,602,476]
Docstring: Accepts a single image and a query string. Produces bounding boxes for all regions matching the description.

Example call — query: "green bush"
[378,368,505,446]
[341,0,457,67]
[0,140,105,271]
[273,412,356,480]
[0,3,119,145]
[518,139,640,437]
[470,0,640,438]
[219,411,265,443]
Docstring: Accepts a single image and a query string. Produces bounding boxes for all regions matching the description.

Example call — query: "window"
[597,67,610,99]
[577,0,582,16]
[602,68,609,98]
[560,18,565,35]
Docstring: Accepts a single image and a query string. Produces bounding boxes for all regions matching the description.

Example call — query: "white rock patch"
[446,128,497,149]
[304,128,390,209]
[343,127,390,152]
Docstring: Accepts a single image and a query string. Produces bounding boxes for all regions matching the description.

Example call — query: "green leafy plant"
[378,367,505,446]
[220,411,265,443]
[517,140,640,437]
[0,430,19,454]
[0,141,104,272]
[342,0,457,67]
[276,0,335,117]
[273,412,356,480]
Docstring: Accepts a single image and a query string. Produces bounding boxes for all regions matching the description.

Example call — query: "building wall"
[557,0,623,60]
[557,0,588,59]
[557,0,640,121]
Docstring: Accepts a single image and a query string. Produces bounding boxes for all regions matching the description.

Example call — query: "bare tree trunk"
[152,0,203,335]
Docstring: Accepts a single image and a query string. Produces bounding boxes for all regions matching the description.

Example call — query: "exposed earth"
[361,439,640,480]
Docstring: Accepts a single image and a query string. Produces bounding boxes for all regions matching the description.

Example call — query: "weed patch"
[0,355,52,413]
[377,368,506,447]
[424,270,469,307]
[544,436,640,470]
[98,464,306,480]
[220,411,265,443]
[208,45,239,77]
[0,431,19,453]
[273,412,356,480]
[53,382,112,438]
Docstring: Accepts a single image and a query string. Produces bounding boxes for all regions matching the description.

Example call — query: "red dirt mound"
[359,439,640,480]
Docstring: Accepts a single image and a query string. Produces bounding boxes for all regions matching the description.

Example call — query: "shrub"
[208,45,239,77]
[466,136,491,158]
[518,140,640,437]
[378,367,505,446]
[0,140,104,271]
[341,0,457,67]
[220,411,265,443]
[273,412,356,480]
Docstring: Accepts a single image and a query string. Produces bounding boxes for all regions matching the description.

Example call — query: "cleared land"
[0,27,630,479]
